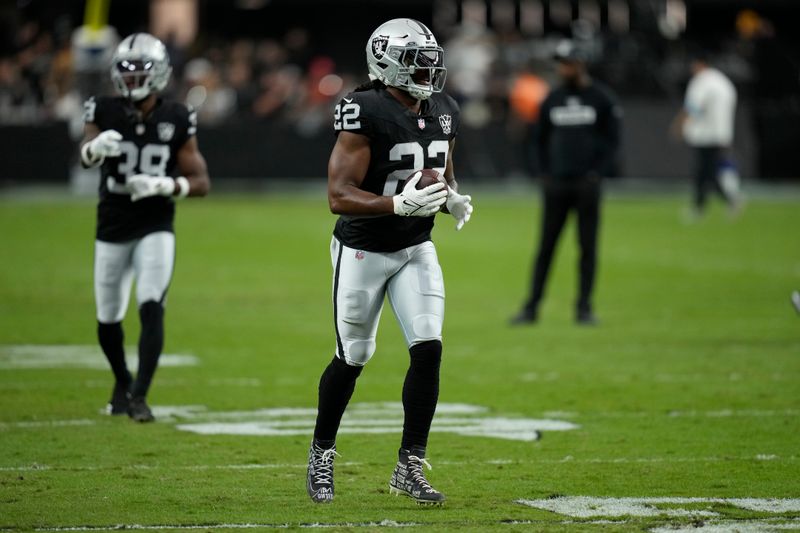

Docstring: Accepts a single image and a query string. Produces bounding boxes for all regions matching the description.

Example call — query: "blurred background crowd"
[1,0,799,182]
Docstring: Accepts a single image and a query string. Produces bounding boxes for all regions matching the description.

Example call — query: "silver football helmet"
[366,19,446,101]
[110,33,172,101]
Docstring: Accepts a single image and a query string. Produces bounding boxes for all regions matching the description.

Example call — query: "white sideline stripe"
[0,344,198,369]
[2,454,797,472]
[0,419,95,429]
[33,520,418,531]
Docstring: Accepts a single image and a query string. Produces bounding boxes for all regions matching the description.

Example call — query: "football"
[414,168,447,190]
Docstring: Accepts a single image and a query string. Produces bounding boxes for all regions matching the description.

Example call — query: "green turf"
[0,191,798,531]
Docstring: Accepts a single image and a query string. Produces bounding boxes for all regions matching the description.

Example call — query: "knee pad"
[410,314,443,342]
[342,339,376,366]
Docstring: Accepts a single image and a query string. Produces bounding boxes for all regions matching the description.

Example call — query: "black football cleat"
[106,382,130,415]
[389,447,445,505]
[509,309,538,325]
[576,309,598,325]
[307,441,338,503]
[127,396,155,423]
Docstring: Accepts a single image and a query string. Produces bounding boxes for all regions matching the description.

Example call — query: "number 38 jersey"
[332,85,460,252]
[84,96,196,242]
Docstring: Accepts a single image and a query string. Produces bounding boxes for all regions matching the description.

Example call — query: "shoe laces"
[311,446,339,486]
[406,455,434,490]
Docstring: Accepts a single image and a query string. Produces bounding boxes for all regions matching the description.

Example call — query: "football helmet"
[110,33,172,101]
[366,19,446,101]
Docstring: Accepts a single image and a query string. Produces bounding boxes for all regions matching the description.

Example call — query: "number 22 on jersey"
[383,140,448,196]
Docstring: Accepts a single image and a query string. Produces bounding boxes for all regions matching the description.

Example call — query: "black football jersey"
[84,96,196,242]
[331,86,460,252]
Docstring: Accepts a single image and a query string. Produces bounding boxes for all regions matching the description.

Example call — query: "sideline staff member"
[671,51,741,218]
[512,40,621,325]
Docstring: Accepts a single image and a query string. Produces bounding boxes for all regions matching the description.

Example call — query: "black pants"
[523,176,601,315]
[693,146,730,210]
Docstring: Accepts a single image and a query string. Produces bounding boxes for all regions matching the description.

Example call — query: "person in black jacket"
[511,40,621,325]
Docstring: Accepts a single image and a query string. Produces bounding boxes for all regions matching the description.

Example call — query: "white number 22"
[382,140,449,196]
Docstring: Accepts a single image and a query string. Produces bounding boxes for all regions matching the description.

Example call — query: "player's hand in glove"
[127,174,176,202]
[445,185,473,230]
[392,172,448,217]
[81,130,122,166]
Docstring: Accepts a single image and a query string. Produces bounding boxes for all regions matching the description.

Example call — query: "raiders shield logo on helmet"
[158,122,175,142]
[371,36,389,60]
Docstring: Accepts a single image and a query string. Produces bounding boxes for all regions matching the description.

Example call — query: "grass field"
[1,189,799,531]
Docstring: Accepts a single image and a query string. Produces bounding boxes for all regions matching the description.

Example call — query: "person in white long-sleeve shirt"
[672,52,742,217]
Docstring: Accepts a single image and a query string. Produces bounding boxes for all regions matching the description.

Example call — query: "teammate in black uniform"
[306,19,473,505]
[511,41,621,325]
[80,33,210,422]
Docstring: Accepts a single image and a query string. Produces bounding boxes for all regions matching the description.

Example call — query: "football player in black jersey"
[79,33,210,422]
[306,19,473,505]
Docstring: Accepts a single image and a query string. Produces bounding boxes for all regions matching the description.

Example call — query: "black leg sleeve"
[525,183,570,312]
[97,321,131,385]
[131,301,164,398]
[401,340,442,451]
[313,356,364,444]
[576,179,601,313]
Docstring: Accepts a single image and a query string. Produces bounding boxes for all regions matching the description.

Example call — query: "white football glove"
[392,172,448,217]
[84,130,122,163]
[445,185,473,230]
[127,174,176,202]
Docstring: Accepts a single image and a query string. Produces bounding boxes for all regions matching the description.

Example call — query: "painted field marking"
[0,345,198,370]
[170,402,577,441]
[515,496,800,518]
[650,518,800,532]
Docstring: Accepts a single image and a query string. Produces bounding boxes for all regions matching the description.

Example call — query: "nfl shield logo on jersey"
[418,118,426,130]
[158,122,175,142]
[355,250,365,261]
[439,114,452,135]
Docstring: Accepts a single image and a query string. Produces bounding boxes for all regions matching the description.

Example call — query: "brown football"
[414,168,447,190]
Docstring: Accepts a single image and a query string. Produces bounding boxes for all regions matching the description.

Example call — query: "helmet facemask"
[110,34,172,102]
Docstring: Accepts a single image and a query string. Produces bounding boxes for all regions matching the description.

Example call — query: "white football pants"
[94,231,175,324]
[331,237,445,366]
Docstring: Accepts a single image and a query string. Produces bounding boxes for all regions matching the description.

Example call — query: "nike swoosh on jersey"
[344,98,353,103]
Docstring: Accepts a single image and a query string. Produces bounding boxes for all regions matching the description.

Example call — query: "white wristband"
[80,142,103,168]
[174,176,190,198]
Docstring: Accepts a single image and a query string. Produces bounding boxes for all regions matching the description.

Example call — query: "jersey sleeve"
[448,97,461,139]
[83,96,112,129]
[333,93,372,136]
[172,103,197,148]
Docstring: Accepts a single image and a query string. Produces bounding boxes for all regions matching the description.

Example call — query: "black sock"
[97,322,131,385]
[401,340,442,451]
[131,301,164,398]
[313,356,364,443]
